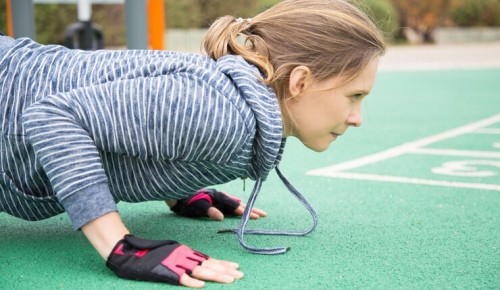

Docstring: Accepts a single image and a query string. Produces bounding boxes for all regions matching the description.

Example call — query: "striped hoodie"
[0,37,316,254]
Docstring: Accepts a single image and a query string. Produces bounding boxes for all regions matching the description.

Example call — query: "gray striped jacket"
[0,37,285,230]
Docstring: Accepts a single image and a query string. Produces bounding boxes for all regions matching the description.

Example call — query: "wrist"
[81,211,130,260]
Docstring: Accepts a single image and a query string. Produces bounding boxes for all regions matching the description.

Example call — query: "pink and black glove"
[106,235,208,285]
[171,189,241,218]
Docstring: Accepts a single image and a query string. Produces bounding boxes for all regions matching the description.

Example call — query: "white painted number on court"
[432,160,500,177]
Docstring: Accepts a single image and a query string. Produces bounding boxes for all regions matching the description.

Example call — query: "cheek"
[320,101,346,125]
[333,100,354,121]
[307,106,333,132]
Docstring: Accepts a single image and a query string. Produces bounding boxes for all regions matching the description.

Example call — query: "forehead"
[310,57,380,92]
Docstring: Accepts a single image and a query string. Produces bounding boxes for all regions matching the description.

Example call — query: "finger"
[180,273,205,288]
[201,259,244,279]
[250,212,261,219]
[234,205,267,219]
[207,207,224,221]
[235,205,259,219]
[251,207,267,217]
[206,257,240,269]
[249,208,267,219]
[191,265,235,284]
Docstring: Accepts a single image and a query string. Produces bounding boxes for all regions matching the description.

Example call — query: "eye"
[350,93,364,102]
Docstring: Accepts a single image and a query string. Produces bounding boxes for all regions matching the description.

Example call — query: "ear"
[288,66,311,98]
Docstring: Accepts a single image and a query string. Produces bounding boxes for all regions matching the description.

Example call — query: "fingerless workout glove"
[171,189,241,218]
[106,235,208,285]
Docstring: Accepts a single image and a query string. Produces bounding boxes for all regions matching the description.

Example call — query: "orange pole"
[147,0,165,50]
[6,0,13,36]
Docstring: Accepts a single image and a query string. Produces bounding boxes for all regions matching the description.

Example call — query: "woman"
[0,0,385,287]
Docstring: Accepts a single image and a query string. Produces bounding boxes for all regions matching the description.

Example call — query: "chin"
[304,142,330,152]
[297,135,331,152]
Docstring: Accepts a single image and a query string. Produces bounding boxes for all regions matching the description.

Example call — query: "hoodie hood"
[216,55,285,180]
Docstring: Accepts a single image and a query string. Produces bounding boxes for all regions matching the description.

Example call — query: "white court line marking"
[473,128,500,135]
[307,114,500,191]
[318,172,500,192]
[307,114,500,174]
[410,148,500,159]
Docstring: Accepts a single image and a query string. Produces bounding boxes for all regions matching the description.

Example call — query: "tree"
[449,0,500,27]
[195,0,259,27]
[355,0,400,42]
[166,0,203,28]
[389,0,451,43]
[166,0,278,28]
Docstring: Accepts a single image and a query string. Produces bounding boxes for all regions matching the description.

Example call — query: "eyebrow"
[351,90,370,96]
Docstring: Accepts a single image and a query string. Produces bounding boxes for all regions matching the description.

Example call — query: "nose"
[347,108,363,127]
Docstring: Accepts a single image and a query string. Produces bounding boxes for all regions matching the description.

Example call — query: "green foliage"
[0,0,7,34]
[1,3,78,42]
[1,0,404,45]
[34,4,126,46]
[1,3,125,46]
[257,0,282,11]
[166,0,203,28]
[90,4,126,47]
[167,0,261,28]
[450,0,500,27]
[354,0,400,41]
[34,4,77,44]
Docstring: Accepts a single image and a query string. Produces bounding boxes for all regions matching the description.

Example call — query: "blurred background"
[1,3,499,289]
[1,0,500,50]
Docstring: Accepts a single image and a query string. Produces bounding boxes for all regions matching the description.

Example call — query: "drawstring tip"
[217,229,236,234]
[247,246,290,255]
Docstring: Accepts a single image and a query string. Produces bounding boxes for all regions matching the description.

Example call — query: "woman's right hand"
[82,212,242,288]
[106,235,243,288]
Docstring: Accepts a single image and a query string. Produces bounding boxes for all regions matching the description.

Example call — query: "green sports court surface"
[1,59,499,289]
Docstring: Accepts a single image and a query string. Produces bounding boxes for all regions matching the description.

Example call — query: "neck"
[281,109,295,138]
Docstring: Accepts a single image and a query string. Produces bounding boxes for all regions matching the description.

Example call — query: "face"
[285,58,379,152]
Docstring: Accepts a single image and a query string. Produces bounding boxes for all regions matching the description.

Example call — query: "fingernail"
[223,275,235,283]
[196,281,205,288]
[232,270,244,279]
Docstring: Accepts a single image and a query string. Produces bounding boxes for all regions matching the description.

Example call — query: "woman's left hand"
[167,189,267,221]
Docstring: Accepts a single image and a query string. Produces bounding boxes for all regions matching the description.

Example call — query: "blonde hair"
[203,0,386,106]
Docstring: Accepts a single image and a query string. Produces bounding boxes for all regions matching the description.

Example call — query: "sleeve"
[21,73,248,230]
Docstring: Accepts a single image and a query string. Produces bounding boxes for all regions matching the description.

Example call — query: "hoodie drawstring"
[218,167,318,255]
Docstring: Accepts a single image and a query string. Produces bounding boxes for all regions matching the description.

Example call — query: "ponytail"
[203,0,386,104]
[202,16,274,83]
